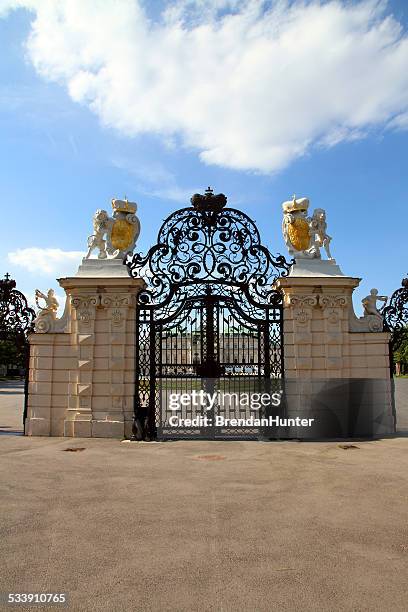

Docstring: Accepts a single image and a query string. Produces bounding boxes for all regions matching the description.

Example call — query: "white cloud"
[8,248,84,276]
[111,156,199,202]
[2,0,408,172]
[388,111,408,130]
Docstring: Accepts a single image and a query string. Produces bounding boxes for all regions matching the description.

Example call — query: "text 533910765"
[3,593,67,606]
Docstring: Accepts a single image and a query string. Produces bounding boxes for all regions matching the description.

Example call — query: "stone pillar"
[276,276,361,379]
[26,270,144,438]
[60,276,144,438]
[276,274,391,379]
[275,272,394,436]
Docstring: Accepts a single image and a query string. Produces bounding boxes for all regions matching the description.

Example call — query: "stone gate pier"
[26,265,144,438]
[275,263,393,437]
[26,198,145,438]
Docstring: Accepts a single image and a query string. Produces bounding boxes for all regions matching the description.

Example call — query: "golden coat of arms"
[282,196,312,255]
[287,216,310,252]
[110,220,134,251]
[108,199,140,256]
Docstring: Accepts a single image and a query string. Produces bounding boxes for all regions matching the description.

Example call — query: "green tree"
[394,332,408,375]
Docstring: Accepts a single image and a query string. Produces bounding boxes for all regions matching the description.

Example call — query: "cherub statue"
[34,289,60,333]
[309,208,333,260]
[362,289,388,318]
[35,289,59,319]
[85,209,112,259]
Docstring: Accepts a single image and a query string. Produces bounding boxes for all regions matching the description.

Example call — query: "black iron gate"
[126,188,292,441]
[0,273,35,427]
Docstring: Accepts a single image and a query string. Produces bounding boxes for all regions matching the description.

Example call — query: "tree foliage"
[0,338,26,370]
[394,332,408,374]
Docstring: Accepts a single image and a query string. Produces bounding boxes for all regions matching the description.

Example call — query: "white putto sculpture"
[35,289,59,318]
[362,289,388,318]
[309,208,333,260]
[34,289,61,333]
[282,195,334,260]
[86,198,140,260]
[349,288,388,333]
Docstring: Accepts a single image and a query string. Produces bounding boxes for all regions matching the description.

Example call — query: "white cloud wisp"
[8,247,84,276]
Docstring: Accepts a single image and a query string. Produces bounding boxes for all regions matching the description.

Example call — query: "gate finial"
[191,188,227,213]
[0,272,16,291]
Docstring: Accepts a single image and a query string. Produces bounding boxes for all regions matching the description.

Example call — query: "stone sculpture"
[362,289,388,317]
[85,198,140,260]
[34,289,60,333]
[309,208,333,260]
[35,289,59,318]
[349,288,388,333]
[282,195,333,260]
[86,209,111,259]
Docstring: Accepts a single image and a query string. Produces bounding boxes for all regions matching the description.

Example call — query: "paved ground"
[0,381,407,611]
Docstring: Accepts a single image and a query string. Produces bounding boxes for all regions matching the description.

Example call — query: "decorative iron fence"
[0,273,35,426]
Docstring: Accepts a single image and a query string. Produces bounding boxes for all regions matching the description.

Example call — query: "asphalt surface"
[0,380,407,612]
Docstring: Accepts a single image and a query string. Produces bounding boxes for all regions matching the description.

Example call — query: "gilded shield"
[110,218,135,251]
[288,217,310,252]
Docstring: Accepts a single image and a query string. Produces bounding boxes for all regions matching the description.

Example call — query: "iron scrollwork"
[383,275,408,352]
[0,273,36,426]
[0,273,35,346]
[126,188,292,309]
[126,188,292,441]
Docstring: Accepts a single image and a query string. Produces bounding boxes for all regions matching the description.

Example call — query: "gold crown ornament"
[111,198,137,214]
[282,194,309,214]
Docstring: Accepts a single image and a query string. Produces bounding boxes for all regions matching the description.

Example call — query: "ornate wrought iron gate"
[0,273,35,427]
[126,189,291,441]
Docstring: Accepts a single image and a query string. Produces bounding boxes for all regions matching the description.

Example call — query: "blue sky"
[1,0,408,314]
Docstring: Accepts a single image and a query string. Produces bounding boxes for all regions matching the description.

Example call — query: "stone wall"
[26,272,394,438]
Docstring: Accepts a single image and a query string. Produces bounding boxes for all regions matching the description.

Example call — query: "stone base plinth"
[75,257,131,278]
[64,419,93,438]
[25,418,51,436]
[91,420,125,438]
[289,258,345,277]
